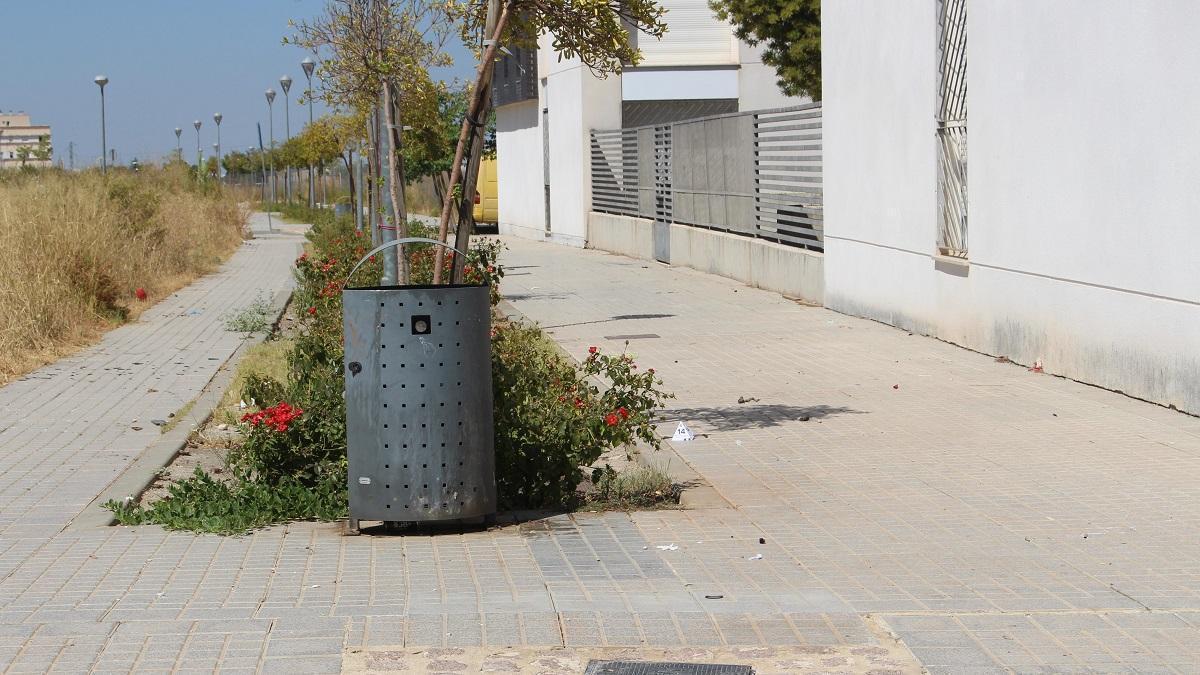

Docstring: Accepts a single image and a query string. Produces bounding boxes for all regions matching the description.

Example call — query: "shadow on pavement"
[660,404,862,432]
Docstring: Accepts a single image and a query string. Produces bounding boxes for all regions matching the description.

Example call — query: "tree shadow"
[658,403,862,432]
[544,313,675,330]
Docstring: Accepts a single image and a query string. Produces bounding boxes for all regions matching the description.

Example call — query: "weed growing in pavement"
[587,464,679,510]
[222,292,274,335]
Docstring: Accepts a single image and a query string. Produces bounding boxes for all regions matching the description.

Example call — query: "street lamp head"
[265,88,276,105]
[94,75,108,88]
[193,120,202,131]
[213,113,223,125]
[301,57,316,80]
[280,75,293,94]
[174,127,182,138]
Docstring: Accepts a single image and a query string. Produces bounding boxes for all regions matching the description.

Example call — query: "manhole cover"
[584,661,751,675]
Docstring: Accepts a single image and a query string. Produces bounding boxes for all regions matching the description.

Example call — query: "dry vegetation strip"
[0,167,246,384]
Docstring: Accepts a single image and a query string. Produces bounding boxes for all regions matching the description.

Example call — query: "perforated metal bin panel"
[343,283,496,522]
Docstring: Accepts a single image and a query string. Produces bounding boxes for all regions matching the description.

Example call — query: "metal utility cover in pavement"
[584,662,752,675]
[343,283,496,522]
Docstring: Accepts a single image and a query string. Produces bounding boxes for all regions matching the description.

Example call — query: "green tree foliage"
[710,0,820,100]
[464,0,668,72]
[403,86,495,206]
[32,136,52,163]
[284,113,360,171]
[221,151,254,177]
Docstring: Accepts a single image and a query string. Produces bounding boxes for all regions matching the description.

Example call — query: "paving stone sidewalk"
[496,237,1200,674]
[1,232,1199,673]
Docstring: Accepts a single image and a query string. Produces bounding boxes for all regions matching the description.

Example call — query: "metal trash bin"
[342,238,496,530]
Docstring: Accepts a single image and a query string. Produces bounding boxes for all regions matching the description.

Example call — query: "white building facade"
[0,112,52,169]
[493,0,801,247]
[823,0,1200,413]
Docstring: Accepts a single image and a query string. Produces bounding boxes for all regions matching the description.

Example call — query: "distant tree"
[289,113,361,174]
[288,0,457,283]
[32,136,52,163]
[709,0,820,100]
[14,146,32,167]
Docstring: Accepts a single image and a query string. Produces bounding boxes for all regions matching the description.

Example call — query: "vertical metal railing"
[936,0,968,256]
[589,103,823,253]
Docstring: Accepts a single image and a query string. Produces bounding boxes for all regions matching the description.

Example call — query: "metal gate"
[652,124,672,263]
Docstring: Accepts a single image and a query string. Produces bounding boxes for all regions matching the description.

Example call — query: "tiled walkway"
[1,232,1198,673]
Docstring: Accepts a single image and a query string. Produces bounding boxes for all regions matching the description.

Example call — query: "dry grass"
[0,166,246,384]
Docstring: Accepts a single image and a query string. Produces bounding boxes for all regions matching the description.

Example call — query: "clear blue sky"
[0,1,474,167]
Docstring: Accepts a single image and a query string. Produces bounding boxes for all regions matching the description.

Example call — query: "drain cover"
[584,661,751,675]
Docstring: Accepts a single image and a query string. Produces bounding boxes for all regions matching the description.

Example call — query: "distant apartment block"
[0,112,53,168]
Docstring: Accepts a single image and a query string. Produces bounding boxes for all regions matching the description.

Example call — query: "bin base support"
[346,518,361,536]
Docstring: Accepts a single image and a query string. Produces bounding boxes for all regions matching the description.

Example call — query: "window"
[936,0,967,257]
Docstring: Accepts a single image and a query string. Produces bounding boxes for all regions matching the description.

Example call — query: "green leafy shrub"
[491,322,674,508]
[109,208,672,532]
[107,467,346,535]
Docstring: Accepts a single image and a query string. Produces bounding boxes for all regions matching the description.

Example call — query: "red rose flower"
[135,288,147,301]
[618,407,629,419]
[307,307,317,315]
[588,346,598,355]
[604,413,619,426]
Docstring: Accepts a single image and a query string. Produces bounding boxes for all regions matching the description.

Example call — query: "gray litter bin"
[341,238,496,530]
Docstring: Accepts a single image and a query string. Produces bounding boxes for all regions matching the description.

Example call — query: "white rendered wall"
[737,42,808,111]
[495,100,544,240]
[540,33,622,247]
[823,0,1200,413]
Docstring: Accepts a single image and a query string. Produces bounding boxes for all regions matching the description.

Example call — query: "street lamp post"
[213,113,223,180]
[94,75,108,174]
[301,57,316,208]
[280,75,292,202]
[174,127,182,161]
[193,120,202,172]
[265,88,277,205]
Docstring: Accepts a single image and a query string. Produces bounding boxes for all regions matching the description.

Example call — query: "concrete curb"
[494,299,731,510]
[65,287,294,530]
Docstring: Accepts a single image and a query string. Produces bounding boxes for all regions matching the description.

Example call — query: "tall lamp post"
[94,75,108,174]
[280,75,293,202]
[213,113,223,180]
[174,127,182,161]
[265,88,277,205]
[301,57,316,208]
[193,120,202,171]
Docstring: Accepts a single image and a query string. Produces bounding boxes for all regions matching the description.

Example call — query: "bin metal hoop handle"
[342,237,469,290]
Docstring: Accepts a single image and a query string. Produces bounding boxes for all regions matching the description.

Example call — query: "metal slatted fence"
[590,104,823,252]
[754,104,823,248]
[589,129,640,217]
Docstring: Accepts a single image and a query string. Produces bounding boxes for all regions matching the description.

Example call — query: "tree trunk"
[383,79,410,284]
[342,151,356,215]
[433,0,512,283]
[450,76,494,283]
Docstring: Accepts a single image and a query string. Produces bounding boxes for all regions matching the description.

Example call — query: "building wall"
[823,0,1200,413]
[537,34,622,247]
[495,100,545,241]
[737,42,808,111]
[0,113,52,168]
